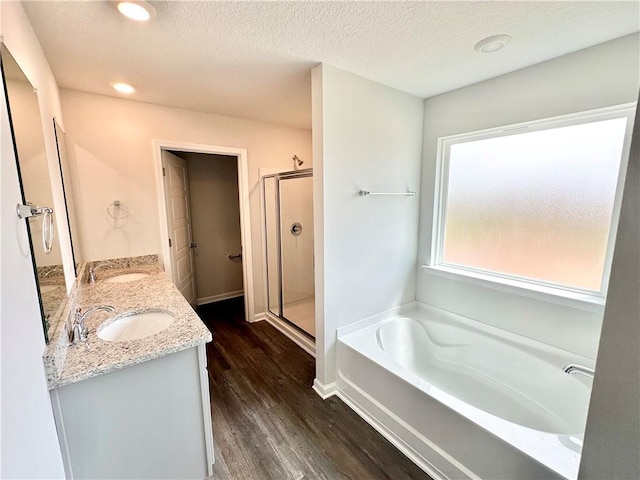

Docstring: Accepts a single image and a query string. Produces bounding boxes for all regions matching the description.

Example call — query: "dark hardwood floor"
[198,297,432,480]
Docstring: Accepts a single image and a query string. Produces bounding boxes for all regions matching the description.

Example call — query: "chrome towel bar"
[358,190,416,196]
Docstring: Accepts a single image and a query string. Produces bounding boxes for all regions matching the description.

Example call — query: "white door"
[162,150,196,305]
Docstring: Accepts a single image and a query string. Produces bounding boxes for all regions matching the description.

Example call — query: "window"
[431,104,635,298]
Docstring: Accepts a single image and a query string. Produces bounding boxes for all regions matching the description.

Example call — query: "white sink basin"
[103,272,151,283]
[98,311,175,342]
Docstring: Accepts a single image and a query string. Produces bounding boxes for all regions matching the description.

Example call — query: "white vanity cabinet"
[50,344,214,479]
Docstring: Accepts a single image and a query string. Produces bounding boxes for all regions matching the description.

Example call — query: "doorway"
[154,141,255,322]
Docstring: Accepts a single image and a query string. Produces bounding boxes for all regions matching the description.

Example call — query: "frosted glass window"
[440,116,628,292]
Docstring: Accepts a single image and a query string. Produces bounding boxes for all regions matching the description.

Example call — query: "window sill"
[420,265,605,314]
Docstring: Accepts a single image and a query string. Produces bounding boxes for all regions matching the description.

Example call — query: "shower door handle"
[189,243,197,248]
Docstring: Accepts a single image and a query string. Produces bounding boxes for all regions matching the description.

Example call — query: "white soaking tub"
[336,303,594,480]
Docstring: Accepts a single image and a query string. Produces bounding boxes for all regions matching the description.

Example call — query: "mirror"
[54,118,83,276]
[1,45,65,342]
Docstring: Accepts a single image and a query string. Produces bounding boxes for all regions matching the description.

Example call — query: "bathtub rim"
[337,301,595,373]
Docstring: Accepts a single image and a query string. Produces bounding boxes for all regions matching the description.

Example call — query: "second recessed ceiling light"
[113,1,156,22]
[111,82,136,94]
[474,34,512,54]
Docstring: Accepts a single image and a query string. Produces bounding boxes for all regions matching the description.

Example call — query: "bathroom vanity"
[43,256,213,479]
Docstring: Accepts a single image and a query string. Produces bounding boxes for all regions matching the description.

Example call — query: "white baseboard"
[197,290,244,306]
[263,312,315,357]
[336,373,477,480]
[336,388,448,480]
[250,312,265,323]
[312,379,336,399]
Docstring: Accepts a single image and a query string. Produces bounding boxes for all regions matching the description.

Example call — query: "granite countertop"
[44,257,212,390]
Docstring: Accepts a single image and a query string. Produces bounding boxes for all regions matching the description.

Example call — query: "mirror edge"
[53,117,79,278]
[0,42,50,343]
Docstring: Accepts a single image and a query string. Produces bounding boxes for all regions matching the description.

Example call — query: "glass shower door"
[263,176,281,317]
[279,175,315,336]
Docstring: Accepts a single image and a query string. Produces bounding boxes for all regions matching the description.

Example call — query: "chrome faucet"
[69,305,115,343]
[88,261,113,283]
[563,364,595,379]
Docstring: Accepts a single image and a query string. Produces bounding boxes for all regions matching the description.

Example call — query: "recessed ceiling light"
[111,82,136,94]
[474,34,512,54]
[112,1,156,22]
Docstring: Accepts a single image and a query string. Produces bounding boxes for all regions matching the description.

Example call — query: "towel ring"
[16,203,55,254]
[107,200,129,221]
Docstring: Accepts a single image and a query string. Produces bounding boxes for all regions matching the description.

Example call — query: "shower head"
[293,155,304,169]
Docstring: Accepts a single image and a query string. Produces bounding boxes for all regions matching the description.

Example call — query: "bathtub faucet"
[563,364,595,379]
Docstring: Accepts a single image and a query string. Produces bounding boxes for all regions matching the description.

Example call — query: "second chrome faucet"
[87,261,114,283]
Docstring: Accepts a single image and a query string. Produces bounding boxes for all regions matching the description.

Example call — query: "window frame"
[427,103,636,308]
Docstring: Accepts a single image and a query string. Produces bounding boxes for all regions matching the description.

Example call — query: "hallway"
[198,298,432,480]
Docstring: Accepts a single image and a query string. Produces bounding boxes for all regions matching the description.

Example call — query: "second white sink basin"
[98,311,175,342]
[103,272,151,283]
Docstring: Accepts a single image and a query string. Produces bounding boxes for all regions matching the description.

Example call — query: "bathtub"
[336,303,593,480]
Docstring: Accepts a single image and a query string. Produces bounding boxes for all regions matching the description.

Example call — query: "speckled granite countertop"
[43,256,212,390]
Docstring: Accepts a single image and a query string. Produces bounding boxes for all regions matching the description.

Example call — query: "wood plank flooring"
[198,297,432,480]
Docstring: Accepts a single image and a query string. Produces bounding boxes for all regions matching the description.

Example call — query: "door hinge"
[162,167,166,177]
[168,238,172,247]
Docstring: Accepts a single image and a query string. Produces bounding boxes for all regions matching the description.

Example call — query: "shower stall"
[262,169,315,338]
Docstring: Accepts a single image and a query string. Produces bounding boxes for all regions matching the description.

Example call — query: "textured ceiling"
[22,1,640,130]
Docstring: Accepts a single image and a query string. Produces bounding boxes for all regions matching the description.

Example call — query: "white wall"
[417,34,640,358]
[312,64,424,388]
[60,89,312,318]
[180,152,244,302]
[0,2,66,477]
[579,90,640,480]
